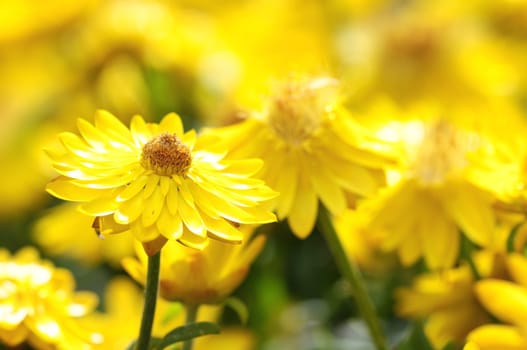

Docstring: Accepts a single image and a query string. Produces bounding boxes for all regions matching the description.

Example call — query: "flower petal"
[288,162,318,238]
[476,279,527,325]
[142,186,164,227]
[159,113,184,135]
[157,206,183,240]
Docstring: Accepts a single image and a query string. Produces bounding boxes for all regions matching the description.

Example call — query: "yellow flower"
[333,208,395,271]
[0,247,101,349]
[81,276,243,350]
[45,110,277,254]
[207,76,393,238]
[395,252,503,349]
[33,202,134,267]
[361,111,501,268]
[123,226,266,305]
[336,0,520,106]
[468,253,527,349]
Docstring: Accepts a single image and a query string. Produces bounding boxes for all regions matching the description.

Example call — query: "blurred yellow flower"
[333,208,395,271]
[468,253,527,349]
[45,110,276,254]
[82,276,250,350]
[33,202,134,267]
[208,76,393,238]
[123,227,266,305]
[361,113,500,268]
[395,252,503,349]
[336,0,520,106]
[0,247,101,349]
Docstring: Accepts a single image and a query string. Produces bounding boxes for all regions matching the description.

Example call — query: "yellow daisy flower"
[468,253,527,349]
[207,76,393,238]
[0,247,101,349]
[45,110,277,254]
[361,113,501,268]
[395,251,503,349]
[80,276,252,350]
[122,226,266,305]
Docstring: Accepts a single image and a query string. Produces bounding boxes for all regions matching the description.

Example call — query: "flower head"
[360,114,501,268]
[45,110,277,253]
[468,253,527,349]
[395,251,504,348]
[207,76,393,238]
[0,247,101,349]
[123,226,266,305]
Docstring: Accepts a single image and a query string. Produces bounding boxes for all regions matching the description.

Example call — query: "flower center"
[141,133,192,176]
[266,77,338,145]
[409,120,477,185]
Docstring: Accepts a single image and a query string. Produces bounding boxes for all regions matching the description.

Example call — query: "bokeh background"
[2,0,527,349]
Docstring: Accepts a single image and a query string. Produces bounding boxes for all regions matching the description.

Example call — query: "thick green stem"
[182,304,200,350]
[135,252,161,350]
[317,206,387,350]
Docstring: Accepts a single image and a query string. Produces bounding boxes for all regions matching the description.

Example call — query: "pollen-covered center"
[409,120,477,185]
[141,133,192,176]
[267,77,337,145]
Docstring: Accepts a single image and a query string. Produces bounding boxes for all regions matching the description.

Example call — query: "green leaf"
[156,322,221,350]
[224,297,249,325]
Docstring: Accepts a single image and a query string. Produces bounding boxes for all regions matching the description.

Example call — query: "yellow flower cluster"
[0,247,101,349]
[5,0,527,349]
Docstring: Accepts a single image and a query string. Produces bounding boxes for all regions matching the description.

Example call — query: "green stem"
[461,234,481,280]
[135,252,161,350]
[182,304,200,350]
[317,206,387,350]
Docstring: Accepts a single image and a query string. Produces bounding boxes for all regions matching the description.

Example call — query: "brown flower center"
[141,133,192,176]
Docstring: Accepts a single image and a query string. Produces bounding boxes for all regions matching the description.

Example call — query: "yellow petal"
[439,181,495,247]
[143,175,160,199]
[46,177,110,201]
[288,166,318,238]
[114,193,144,224]
[130,221,159,242]
[310,159,347,216]
[507,253,527,288]
[76,118,109,151]
[178,188,206,236]
[222,158,264,177]
[166,181,180,216]
[178,228,209,250]
[201,215,243,243]
[398,233,422,266]
[463,341,479,350]
[422,201,459,269]
[79,196,119,216]
[130,115,151,146]
[122,257,146,285]
[159,112,184,135]
[142,186,164,227]
[273,153,298,219]
[94,110,134,147]
[476,279,527,325]
[159,176,170,196]
[156,206,183,240]
[468,325,527,349]
[117,175,148,202]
